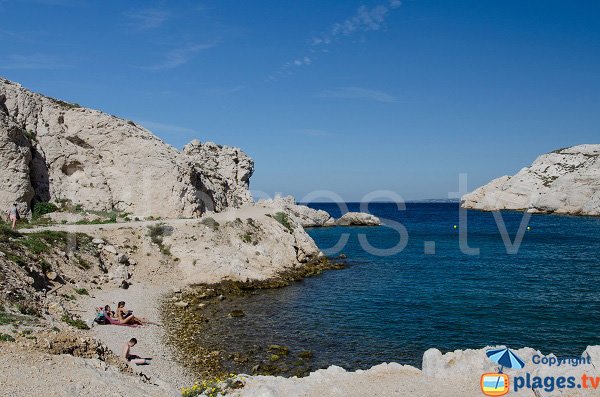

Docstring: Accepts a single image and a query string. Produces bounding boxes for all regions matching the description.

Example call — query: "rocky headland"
[462,144,600,216]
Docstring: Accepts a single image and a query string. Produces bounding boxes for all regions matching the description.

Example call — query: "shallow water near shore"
[193,203,600,373]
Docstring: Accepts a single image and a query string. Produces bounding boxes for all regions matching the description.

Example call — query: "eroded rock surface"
[0,78,254,217]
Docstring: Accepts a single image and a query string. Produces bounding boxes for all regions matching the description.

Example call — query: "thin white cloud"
[315,0,401,43]
[271,0,401,80]
[124,8,170,30]
[0,53,70,70]
[140,42,217,71]
[317,87,396,103]
[135,119,195,135]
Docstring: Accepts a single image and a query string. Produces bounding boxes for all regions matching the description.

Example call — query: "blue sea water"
[218,203,600,370]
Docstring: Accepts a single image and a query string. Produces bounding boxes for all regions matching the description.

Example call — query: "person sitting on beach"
[103,305,115,318]
[116,301,143,325]
[121,338,151,365]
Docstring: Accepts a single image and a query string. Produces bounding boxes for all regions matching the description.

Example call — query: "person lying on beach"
[116,301,143,325]
[122,338,151,365]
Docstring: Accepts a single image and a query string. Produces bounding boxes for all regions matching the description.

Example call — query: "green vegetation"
[32,202,59,219]
[21,230,69,254]
[269,212,295,233]
[48,97,81,109]
[241,233,253,244]
[0,308,17,325]
[74,288,89,296]
[200,217,220,231]
[0,223,21,242]
[181,374,243,397]
[147,223,173,256]
[0,333,15,342]
[61,314,89,330]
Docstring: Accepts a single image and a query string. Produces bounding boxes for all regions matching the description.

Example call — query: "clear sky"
[1,0,599,201]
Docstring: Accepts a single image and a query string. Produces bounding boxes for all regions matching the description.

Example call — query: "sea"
[203,203,600,370]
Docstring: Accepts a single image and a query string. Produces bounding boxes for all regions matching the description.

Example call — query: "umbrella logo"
[480,348,526,396]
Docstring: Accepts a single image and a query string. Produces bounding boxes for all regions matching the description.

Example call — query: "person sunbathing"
[116,301,143,325]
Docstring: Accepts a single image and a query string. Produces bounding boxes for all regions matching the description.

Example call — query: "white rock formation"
[234,346,600,397]
[0,77,254,217]
[258,196,336,227]
[165,205,323,283]
[336,212,381,226]
[462,144,600,216]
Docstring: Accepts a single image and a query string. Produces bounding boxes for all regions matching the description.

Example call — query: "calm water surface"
[207,203,600,370]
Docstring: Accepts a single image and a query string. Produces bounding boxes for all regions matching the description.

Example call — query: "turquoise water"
[215,203,600,370]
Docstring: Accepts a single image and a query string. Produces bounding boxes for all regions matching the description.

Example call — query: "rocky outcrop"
[336,212,381,226]
[259,196,382,227]
[258,196,336,227]
[462,144,600,216]
[0,77,254,218]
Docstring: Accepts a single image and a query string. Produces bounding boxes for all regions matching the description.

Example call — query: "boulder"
[258,195,335,227]
[336,212,381,226]
[102,245,117,255]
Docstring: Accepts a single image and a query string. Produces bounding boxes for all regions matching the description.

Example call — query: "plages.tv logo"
[480,348,525,396]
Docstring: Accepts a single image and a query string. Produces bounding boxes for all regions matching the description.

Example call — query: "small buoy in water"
[527,226,532,231]
[453,225,457,229]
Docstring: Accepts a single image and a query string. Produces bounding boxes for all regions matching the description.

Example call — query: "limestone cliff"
[462,144,600,216]
[0,78,254,218]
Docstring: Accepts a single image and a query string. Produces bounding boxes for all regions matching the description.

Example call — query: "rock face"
[0,78,254,217]
[462,144,600,216]
[336,212,381,226]
[258,196,336,227]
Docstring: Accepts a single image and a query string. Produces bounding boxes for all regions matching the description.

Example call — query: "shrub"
[0,333,15,342]
[32,202,59,219]
[269,212,295,233]
[200,217,219,231]
[61,314,89,330]
[74,288,89,296]
[147,224,173,256]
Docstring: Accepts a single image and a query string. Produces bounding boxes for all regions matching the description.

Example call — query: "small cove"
[175,203,600,375]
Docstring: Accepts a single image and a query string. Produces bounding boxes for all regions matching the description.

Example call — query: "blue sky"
[1,0,599,201]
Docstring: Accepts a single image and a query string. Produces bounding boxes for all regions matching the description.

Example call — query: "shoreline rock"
[335,212,381,226]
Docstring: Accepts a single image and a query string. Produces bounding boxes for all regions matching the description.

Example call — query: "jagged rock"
[174,301,189,308]
[110,265,129,281]
[258,195,335,227]
[0,77,254,217]
[462,144,600,216]
[46,301,67,317]
[336,212,381,226]
[116,253,128,264]
[0,110,34,215]
[91,238,104,245]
